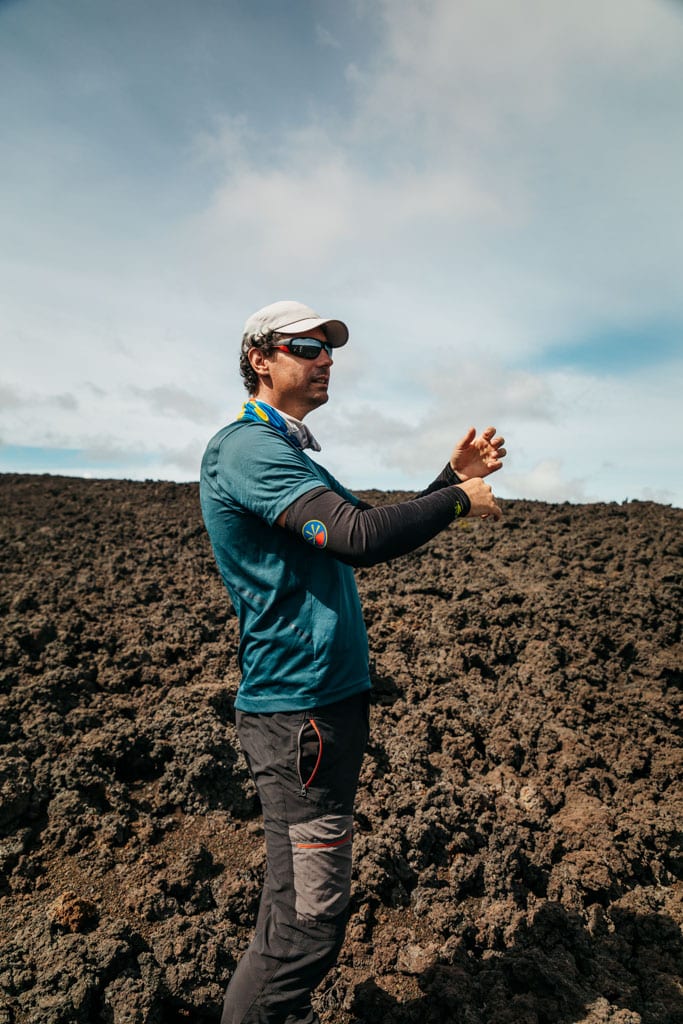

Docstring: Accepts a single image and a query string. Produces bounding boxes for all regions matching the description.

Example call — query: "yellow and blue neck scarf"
[237,400,321,451]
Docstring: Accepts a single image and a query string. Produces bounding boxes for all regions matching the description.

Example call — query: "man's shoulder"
[201,420,332,527]
[206,418,297,449]
[201,420,326,496]
[204,420,312,470]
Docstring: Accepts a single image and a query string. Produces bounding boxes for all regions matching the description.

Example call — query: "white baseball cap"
[243,300,349,348]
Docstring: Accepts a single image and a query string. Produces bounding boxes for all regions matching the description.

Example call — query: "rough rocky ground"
[0,473,681,1024]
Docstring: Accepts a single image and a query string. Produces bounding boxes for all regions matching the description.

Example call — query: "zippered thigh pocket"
[296,717,323,797]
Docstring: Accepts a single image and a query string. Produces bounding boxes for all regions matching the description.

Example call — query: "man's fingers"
[482,502,503,521]
[478,428,507,457]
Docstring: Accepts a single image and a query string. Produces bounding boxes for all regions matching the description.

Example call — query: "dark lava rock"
[0,474,681,1023]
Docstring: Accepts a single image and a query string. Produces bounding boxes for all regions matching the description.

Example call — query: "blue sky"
[2,0,682,505]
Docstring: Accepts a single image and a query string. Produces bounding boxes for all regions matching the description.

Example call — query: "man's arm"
[276,477,501,568]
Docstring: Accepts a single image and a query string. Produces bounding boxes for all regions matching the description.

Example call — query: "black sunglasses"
[275,338,333,360]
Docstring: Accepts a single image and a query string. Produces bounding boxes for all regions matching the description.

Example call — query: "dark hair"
[240,329,279,395]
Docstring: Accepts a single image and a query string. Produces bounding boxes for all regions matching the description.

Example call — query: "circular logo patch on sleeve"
[302,520,328,549]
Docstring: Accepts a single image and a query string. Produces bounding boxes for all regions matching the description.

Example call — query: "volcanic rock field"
[0,473,681,1023]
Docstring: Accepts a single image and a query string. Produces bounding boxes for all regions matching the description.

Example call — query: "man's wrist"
[452,486,471,518]
[446,462,464,484]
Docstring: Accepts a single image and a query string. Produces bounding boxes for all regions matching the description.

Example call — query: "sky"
[2,0,682,505]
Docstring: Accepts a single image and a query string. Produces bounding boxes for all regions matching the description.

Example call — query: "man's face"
[262,326,334,417]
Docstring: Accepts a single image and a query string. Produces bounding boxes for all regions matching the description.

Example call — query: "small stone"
[396,942,437,975]
[48,890,99,933]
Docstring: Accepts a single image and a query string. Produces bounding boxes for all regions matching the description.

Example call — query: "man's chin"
[308,391,329,412]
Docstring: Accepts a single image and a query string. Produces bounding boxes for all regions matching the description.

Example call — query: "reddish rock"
[48,891,99,933]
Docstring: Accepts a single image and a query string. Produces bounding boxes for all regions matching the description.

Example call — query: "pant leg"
[221,692,369,1024]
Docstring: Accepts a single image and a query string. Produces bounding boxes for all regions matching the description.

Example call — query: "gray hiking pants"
[221,691,370,1024]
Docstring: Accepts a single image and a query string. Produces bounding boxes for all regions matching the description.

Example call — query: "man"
[200,300,506,1024]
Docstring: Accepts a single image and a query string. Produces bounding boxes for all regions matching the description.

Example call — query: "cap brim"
[278,317,348,347]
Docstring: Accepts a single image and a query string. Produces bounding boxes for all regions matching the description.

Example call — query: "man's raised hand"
[450,426,507,481]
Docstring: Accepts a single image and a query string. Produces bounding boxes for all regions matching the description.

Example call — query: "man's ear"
[248,347,273,380]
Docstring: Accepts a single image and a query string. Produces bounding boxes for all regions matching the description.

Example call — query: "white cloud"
[343,0,683,333]
[159,439,207,475]
[0,384,25,410]
[502,459,590,504]
[422,360,557,424]
[1,0,681,505]
[186,0,683,376]
[192,139,500,289]
[0,382,79,415]
[311,354,683,507]
[129,385,212,425]
[363,0,683,142]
